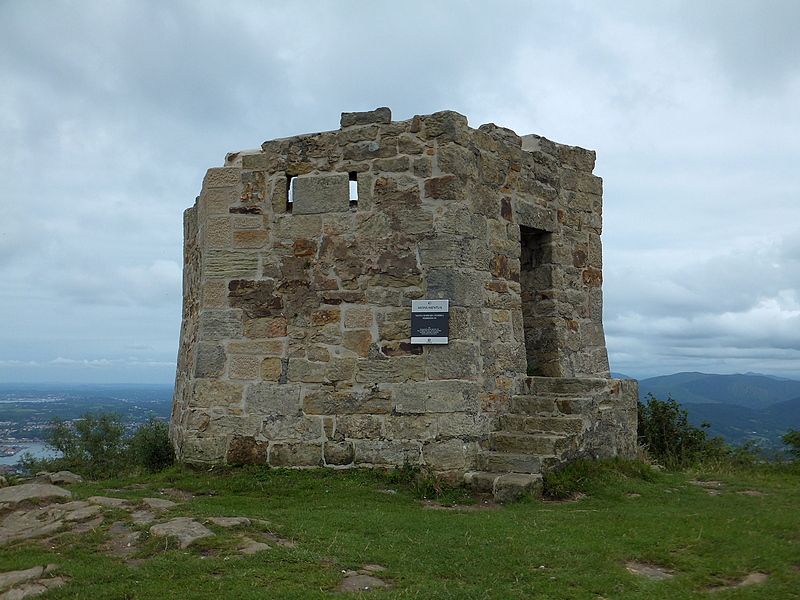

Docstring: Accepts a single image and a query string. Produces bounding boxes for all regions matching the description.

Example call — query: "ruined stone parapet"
[171,108,635,478]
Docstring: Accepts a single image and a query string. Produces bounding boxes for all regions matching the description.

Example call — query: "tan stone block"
[344,307,373,328]
[261,357,283,381]
[180,434,227,464]
[353,440,421,466]
[422,439,471,470]
[287,357,355,383]
[269,442,323,467]
[336,414,384,439]
[228,340,284,355]
[378,321,410,341]
[307,345,330,362]
[192,379,244,409]
[304,389,392,415]
[204,167,240,188]
[426,342,480,380]
[202,280,227,309]
[355,357,424,383]
[311,308,341,326]
[229,355,261,380]
[199,310,243,341]
[232,215,265,230]
[234,230,269,248]
[437,413,492,438]
[204,250,259,278]
[261,415,323,441]
[204,217,231,248]
[324,441,354,465]
[385,415,438,440]
[200,188,232,217]
[245,382,302,415]
[244,317,288,339]
[393,380,479,413]
[492,309,510,323]
[343,329,371,357]
[274,214,322,241]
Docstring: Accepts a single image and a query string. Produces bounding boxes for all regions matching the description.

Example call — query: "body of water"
[0,442,59,465]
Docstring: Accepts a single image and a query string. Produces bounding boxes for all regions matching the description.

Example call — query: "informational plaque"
[411,300,449,344]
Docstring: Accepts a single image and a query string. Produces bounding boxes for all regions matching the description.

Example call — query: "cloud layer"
[1,1,798,382]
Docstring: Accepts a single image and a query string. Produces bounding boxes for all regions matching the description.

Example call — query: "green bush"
[20,410,173,479]
[637,393,730,469]
[128,414,174,473]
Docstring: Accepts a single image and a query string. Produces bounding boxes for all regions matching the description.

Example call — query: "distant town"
[0,382,173,474]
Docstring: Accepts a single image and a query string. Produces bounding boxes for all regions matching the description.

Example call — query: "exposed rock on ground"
[0,479,296,597]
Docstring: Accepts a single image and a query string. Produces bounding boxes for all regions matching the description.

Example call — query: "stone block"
[244,316,288,339]
[423,439,472,471]
[200,188,232,217]
[287,357,355,383]
[426,341,480,380]
[227,435,269,466]
[202,280,227,309]
[191,379,244,409]
[378,321,410,341]
[340,107,391,127]
[324,441,355,465]
[291,172,350,214]
[229,355,261,380]
[269,442,323,467]
[233,229,269,248]
[343,329,372,357]
[194,343,226,378]
[204,167,240,188]
[422,110,470,144]
[261,415,323,441]
[204,217,231,248]
[437,413,492,438]
[180,434,228,464]
[199,310,243,341]
[355,357,425,383]
[311,308,341,326]
[353,440,422,466]
[261,357,283,381]
[426,269,488,307]
[384,415,438,440]
[393,380,479,414]
[203,250,259,278]
[515,200,557,232]
[245,382,302,416]
[303,389,392,415]
[493,473,543,503]
[274,214,323,240]
[228,340,284,355]
[336,414,384,439]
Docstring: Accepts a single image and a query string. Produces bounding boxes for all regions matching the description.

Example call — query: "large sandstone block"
[393,380,479,414]
[291,172,350,214]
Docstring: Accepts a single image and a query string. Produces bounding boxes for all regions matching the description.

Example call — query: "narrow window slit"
[286,174,295,213]
[349,172,358,206]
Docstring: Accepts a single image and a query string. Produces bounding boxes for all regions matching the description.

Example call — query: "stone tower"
[171,108,637,498]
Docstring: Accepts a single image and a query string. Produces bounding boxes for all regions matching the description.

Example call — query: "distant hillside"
[638,372,800,449]
[683,398,800,448]
[638,372,800,410]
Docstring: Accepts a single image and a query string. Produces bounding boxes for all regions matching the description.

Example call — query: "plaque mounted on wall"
[411,300,449,344]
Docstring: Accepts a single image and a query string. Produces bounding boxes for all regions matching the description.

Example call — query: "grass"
[1,462,799,599]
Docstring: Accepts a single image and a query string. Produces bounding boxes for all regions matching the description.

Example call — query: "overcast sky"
[2,1,799,384]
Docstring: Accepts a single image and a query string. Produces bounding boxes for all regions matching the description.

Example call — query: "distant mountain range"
[635,372,800,448]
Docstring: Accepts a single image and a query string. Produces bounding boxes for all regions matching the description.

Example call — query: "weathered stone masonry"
[171,108,637,492]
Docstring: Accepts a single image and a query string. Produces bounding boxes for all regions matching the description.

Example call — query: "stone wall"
[170,108,636,476]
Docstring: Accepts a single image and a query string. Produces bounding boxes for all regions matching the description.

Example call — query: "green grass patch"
[1,462,798,598]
